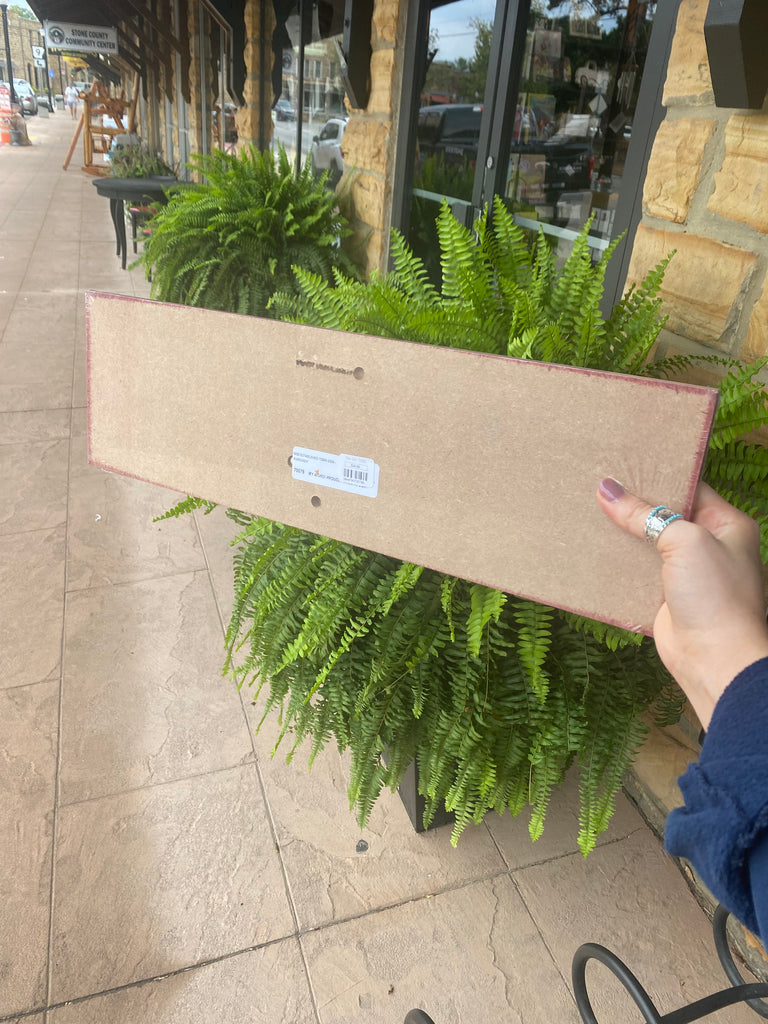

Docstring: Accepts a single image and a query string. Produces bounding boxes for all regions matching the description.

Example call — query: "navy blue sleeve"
[664,657,768,941]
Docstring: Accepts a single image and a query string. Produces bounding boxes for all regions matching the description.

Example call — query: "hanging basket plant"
[140,143,354,318]
[161,198,768,853]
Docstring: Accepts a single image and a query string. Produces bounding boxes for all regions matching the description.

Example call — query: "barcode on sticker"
[292,447,379,498]
[345,467,368,482]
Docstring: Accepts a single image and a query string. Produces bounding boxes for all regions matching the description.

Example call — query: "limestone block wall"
[5,11,41,91]
[626,0,768,365]
[340,0,406,276]
[185,0,207,159]
[236,0,274,147]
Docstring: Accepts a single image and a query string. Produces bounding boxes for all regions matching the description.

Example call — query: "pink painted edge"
[85,290,95,472]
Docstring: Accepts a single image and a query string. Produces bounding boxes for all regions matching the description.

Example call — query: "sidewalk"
[0,115,736,1024]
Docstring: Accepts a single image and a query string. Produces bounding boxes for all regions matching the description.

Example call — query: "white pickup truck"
[574,61,610,92]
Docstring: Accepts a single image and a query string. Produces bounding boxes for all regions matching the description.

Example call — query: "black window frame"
[390,0,683,310]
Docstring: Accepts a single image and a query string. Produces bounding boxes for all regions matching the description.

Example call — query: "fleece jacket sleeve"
[664,656,768,941]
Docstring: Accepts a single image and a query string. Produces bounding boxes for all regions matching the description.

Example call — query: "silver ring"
[644,505,683,545]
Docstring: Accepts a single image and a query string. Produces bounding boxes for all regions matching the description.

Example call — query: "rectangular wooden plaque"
[86,292,718,634]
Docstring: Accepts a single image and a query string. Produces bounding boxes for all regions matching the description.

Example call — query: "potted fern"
[109,143,176,179]
[139,144,354,317]
[163,198,768,853]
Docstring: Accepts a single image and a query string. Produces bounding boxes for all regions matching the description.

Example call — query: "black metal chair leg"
[404,905,768,1024]
[572,906,768,1024]
[572,942,663,1024]
[712,903,768,1019]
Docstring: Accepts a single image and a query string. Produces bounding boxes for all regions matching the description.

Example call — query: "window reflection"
[199,2,239,157]
[508,2,655,258]
[407,1,656,278]
[409,1,496,283]
[272,5,347,180]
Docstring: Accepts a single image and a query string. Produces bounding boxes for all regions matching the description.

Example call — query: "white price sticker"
[291,446,379,498]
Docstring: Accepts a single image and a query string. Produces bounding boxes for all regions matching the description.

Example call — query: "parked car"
[417,103,483,166]
[273,98,295,121]
[416,103,593,205]
[309,116,346,185]
[0,79,37,115]
[12,79,38,115]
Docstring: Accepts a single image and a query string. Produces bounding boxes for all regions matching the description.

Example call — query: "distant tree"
[424,18,493,104]
[424,59,466,102]
[461,18,492,102]
[9,4,37,19]
[545,0,656,19]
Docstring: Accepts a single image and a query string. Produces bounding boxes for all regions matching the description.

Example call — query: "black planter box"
[396,759,455,833]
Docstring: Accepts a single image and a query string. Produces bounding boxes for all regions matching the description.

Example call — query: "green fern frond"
[563,612,644,651]
[389,228,441,304]
[466,584,507,658]
[153,494,217,521]
[513,600,553,702]
[709,359,768,448]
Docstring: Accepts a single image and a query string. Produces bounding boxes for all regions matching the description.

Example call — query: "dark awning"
[26,0,113,26]
[27,0,189,102]
[28,0,248,106]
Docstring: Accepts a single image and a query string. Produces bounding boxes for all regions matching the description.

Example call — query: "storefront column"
[341,0,406,276]
[237,0,274,147]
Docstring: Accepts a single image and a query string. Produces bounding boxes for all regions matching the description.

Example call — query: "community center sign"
[43,20,118,55]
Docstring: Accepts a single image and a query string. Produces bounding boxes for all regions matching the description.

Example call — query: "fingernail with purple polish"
[599,477,625,502]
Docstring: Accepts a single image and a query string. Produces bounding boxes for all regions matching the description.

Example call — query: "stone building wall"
[340,0,406,276]
[626,0,768,367]
[4,11,41,90]
[184,0,206,158]
[3,10,81,96]
[236,0,274,147]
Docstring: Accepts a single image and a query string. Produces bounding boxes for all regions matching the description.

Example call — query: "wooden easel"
[62,79,133,175]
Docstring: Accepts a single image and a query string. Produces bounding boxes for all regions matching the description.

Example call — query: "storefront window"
[408,0,496,280]
[506,2,655,260]
[272,3,347,183]
[403,0,659,282]
[197,2,239,157]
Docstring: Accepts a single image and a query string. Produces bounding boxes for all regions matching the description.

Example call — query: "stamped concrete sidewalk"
[0,115,736,1024]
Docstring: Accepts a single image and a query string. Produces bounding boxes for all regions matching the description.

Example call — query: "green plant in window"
[139,144,354,318]
[163,198,768,853]
[408,154,477,287]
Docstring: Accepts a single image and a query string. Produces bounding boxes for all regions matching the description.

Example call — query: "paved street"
[0,113,736,1024]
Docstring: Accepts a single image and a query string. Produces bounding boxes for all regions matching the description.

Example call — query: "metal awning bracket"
[705,0,768,108]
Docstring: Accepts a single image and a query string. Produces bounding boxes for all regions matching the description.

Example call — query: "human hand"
[597,478,768,729]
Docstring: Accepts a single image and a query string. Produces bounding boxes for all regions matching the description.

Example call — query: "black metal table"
[92,176,181,270]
